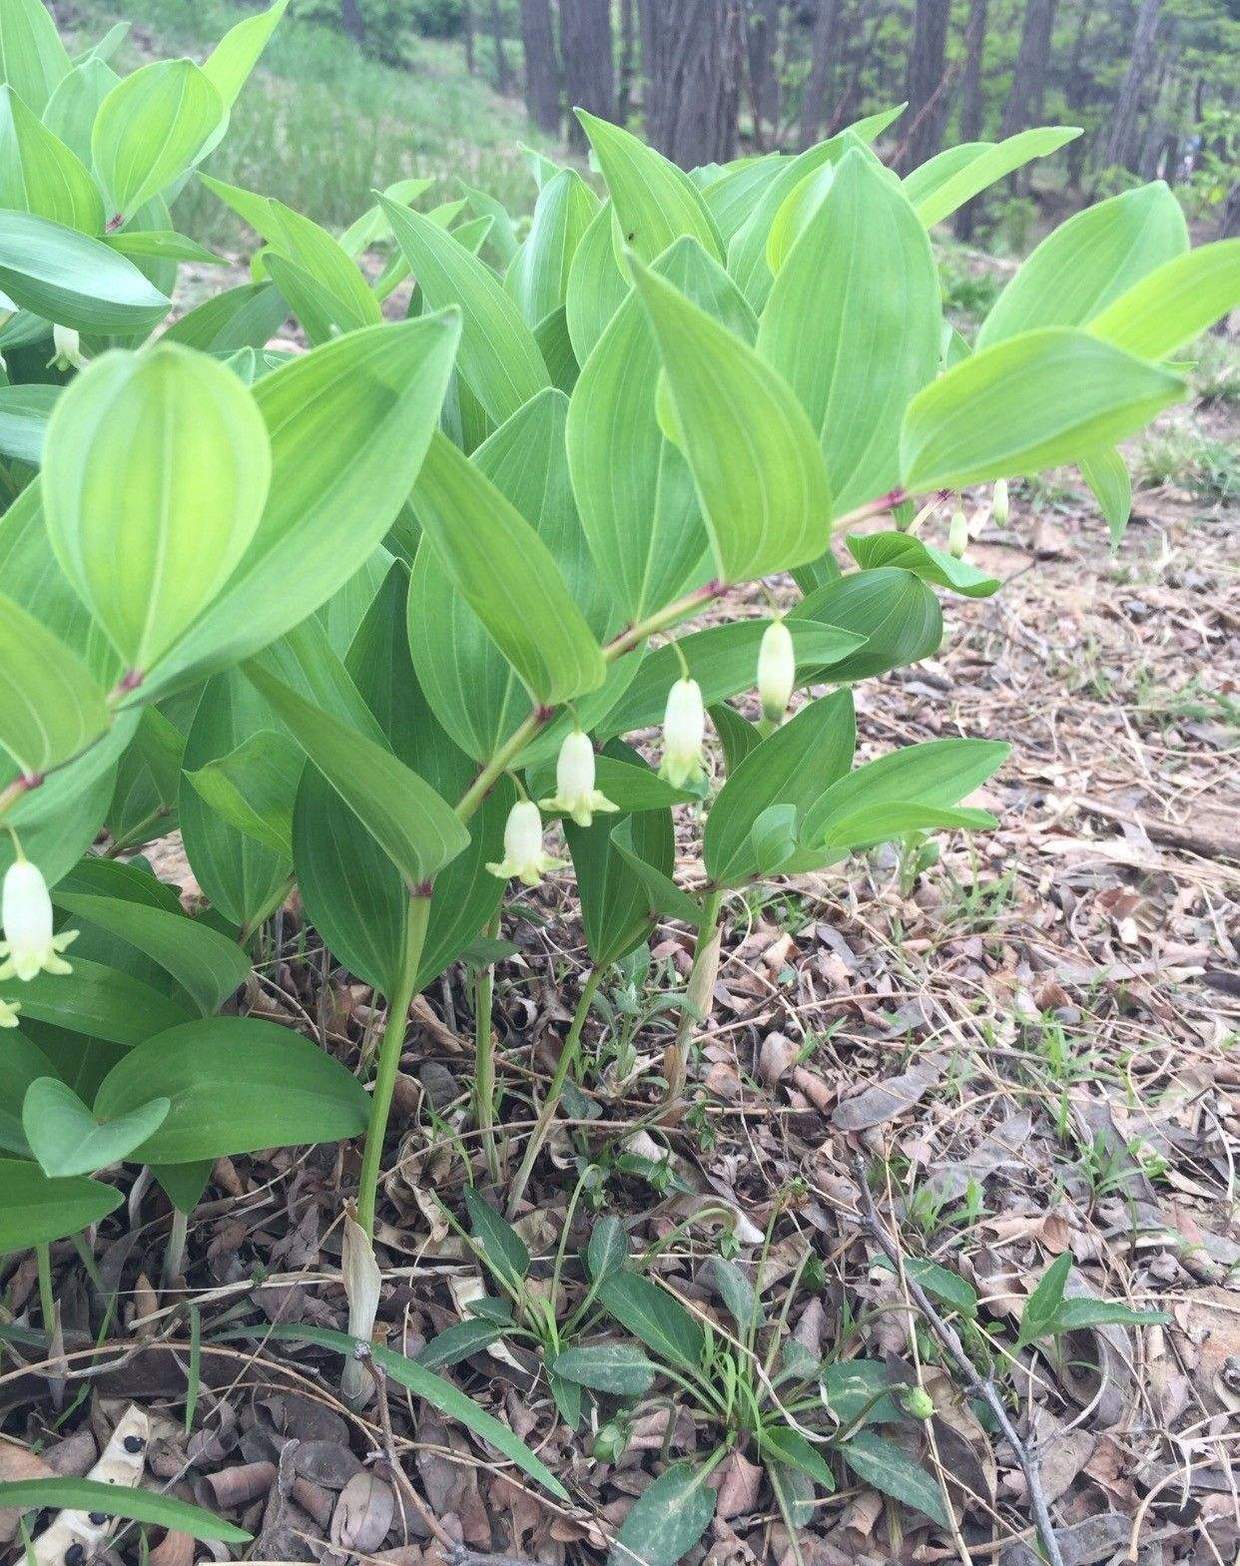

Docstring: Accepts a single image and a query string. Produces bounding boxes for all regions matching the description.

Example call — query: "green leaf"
[108,229,221,265]
[240,1322,569,1499]
[607,1462,717,1566]
[597,1271,704,1373]
[184,728,300,857]
[162,279,288,353]
[978,183,1187,352]
[0,83,103,231]
[821,1360,903,1426]
[52,892,250,1016]
[416,1318,504,1369]
[1016,1252,1071,1346]
[201,0,288,108]
[910,127,1081,228]
[757,1426,835,1490]
[846,532,999,598]
[0,592,109,775]
[839,1431,948,1525]
[534,753,691,816]
[93,59,224,223]
[145,313,460,695]
[587,1214,628,1280]
[1049,1297,1169,1334]
[93,1015,369,1163]
[710,702,762,774]
[246,663,467,893]
[630,254,831,584]
[411,428,606,710]
[0,1478,248,1543]
[699,152,786,244]
[902,327,1184,491]
[508,166,599,327]
[609,818,704,927]
[567,776,675,965]
[0,1028,49,1155]
[1087,239,1240,361]
[463,1187,530,1288]
[43,342,272,674]
[564,197,631,363]
[704,691,856,886]
[871,1254,978,1318]
[550,1342,657,1395]
[0,380,55,463]
[0,0,72,114]
[705,1255,763,1329]
[0,954,194,1045]
[758,149,940,516]
[22,1076,169,1178]
[0,1156,122,1253]
[42,55,118,163]
[576,108,722,264]
[380,193,548,426]
[797,567,941,683]
[0,209,168,332]
[1078,447,1132,544]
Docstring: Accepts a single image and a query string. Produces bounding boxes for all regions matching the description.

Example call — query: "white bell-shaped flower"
[0,857,77,983]
[757,619,795,724]
[486,800,567,887]
[948,507,969,559]
[992,479,1009,526]
[48,324,88,373]
[540,730,618,828]
[659,676,705,789]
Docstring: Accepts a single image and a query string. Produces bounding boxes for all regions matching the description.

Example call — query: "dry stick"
[850,1156,1066,1566]
[365,1350,458,1552]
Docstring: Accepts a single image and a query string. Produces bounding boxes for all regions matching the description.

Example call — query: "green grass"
[66,0,559,248]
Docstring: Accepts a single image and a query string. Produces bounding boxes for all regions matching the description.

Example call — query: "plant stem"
[35,1243,56,1334]
[357,894,431,1239]
[474,914,501,1182]
[163,1207,188,1286]
[506,966,603,1218]
[662,887,723,1116]
[604,579,724,663]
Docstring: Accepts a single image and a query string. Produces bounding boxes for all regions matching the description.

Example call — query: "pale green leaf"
[0,1479,247,1543]
[0,1159,122,1253]
[0,83,102,230]
[911,126,1081,228]
[1086,239,1240,361]
[1078,446,1132,544]
[92,59,225,223]
[22,1076,169,1178]
[0,0,72,114]
[0,208,168,331]
[0,591,109,775]
[507,166,598,326]
[201,0,288,108]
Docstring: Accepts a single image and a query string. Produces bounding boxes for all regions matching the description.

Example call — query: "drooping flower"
[948,507,969,559]
[0,856,77,983]
[992,479,1009,527]
[659,676,705,789]
[0,995,21,1028]
[757,619,795,725]
[48,325,88,373]
[539,730,618,828]
[486,800,567,887]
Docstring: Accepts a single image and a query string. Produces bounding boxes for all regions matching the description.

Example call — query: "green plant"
[0,0,1233,1537]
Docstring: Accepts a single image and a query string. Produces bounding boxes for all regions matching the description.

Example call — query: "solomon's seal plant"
[0,0,1234,1547]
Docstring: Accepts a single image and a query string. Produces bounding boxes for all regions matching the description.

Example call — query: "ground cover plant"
[0,1,1236,1562]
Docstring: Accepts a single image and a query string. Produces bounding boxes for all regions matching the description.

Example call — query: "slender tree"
[954,0,990,239]
[490,0,511,94]
[618,0,637,121]
[562,0,616,152]
[340,0,365,45]
[900,0,951,170]
[800,0,843,148]
[461,0,475,73]
[520,0,561,133]
[1099,0,1165,173]
[1000,0,1058,139]
[639,0,744,168]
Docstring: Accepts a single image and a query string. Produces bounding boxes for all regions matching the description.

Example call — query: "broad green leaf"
[1016,1252,1070,1346]
[533,752,691,815]
[710,701,762,774]
[0,954,193,1044]
[236,1322,568,1499]
[53,892,249,1015]
[417,1318,504,1369]
[108,228,220,265]
[0,1157,122,1253]
[463,1187,529,1287]
[576,108,722,264]
[0,1028,48,1154]
[0,592,109,775]
[978,182,1188,350]
[705,690,856,885]
[568,235,755,621]
[705,1254,763,1328]
[508,166,598,327]
[411,428,605,710]
[0,84,102,230]
[0,209,168,331]
[764,134,884,274]
[0,765,115,889]
[821,1359,903,1426]
[43,343,271,674]
[1049,1297,1168,1333]
[105,705,184,850]
[94,1015,369,1162]
[564,197,631,363]
[846,532,999,598]
[380,193,548,426]
[93,60,224,223]
[798,568,941,683]
[609,818,704,926]
[42,56,118,164]
[567,776,675,965]
[631,255,831,583]
[911,126,1081,229]
[0,1478,248,1543]
[201,0,288,108]
[902,328,1184,491]
[822,801,996,851]
[759,148,940,515]
[1078,447,1132,544]
[184,729,299,856]
[246,663,467,892]
[699,152,786,243]
[0,380,55,463]
[1087,239,1240,361]
[839,1432,948,1525]
[22,1076,169,1177]
[162,279,288,353]
[144,313,460,695]
[0,0,71,114]
[456,177,520,264]
[550,1343,657,1395]
[871,1254,978,1317]
[597,1271,704,1373]
[757,1426,835,1489]
[608,1463,716,1566]
[587,1214,628,1279]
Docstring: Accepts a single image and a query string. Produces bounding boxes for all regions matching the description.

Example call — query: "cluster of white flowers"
[0,851,77,1028]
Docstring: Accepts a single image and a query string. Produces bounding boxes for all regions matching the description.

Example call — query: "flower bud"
[48,324,88,373]
[659,676,705,789]
[992,479,1009,527]
[0,856,77,983]
[757,618,795,724]
[902,1386,935,1421]
[593,1420,629,1463]
[485,800,567,888]
[539,730,618,828]
[948,508,968,559]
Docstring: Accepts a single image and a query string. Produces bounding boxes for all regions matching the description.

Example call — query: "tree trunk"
[461,0,475,72]
[1000,0,1058,138]
[639,0,744,169]
[340,0,365,44]
[745,0,780,148]
[1099,0,1165,174]
[520,0,560,132]
[953,0,989,240]
[1062,1,1095,189]
[800,0,842,149]
[900,0,950,171]
[562,0,616,153]
[618,0,636,121]
[490,0,511,94]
